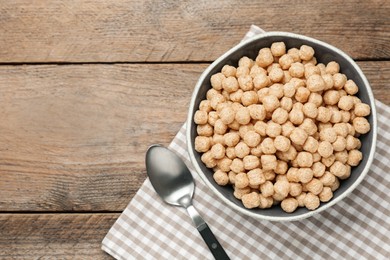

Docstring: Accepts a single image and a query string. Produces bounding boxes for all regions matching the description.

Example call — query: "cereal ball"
[238,56,254,68]
[216,102,229,114]
[279,54,294,70]
[299,45,315,61]
[262,95,280,112]
[323,90,340,105]
[269,67,284,83]
[235,172,249,189]
[195,136,211,153]
[248,104,266,121]
[321,154,335,168]
[213,170,229,186]
[253,74,270,90]
[243,131,261,148]
[210,94,225,110]
[304,192,320,210]
[225,147,236,159]
[330,178,340,192]
[344,79,358,95]
[199,100,212,112]
[300,118,318,136]
[228,171,237,184]
[281,121,295,138]
[220,76,238,93]
[217,157,232,172]
[250,145,262,156]
[236,66,250,78]
[290,127,308,146]
[338,95,354,111]
[206,88,220,100]
[333,73,347,90]
[295,87,311,103]
[247,169,266,186]
[243,155,260,170]
[221,65,236,77]
[335,150,349,164]
[258,194,273,209]
[332,136,347,152]
[271,42,286,57]
[311,162,325,178]
[218,107,235,125]
[256,48,274,68]
[354,103,371,117]
[274,135,291,152]
[319,187,333,202]
[307,74,325,92]
[330,109,342,124]
[298,168,314,184]
[264,170,276,181]
[308,92,323,107]
[235,107,251,125]
[305,179,323,195]
[266,121,282,138]
[283,82,296,98]
[197,124,213,137]
[288,108,304,126]
[289,62,305,78]
[250,64,267,78]
[223,132,240,147]
[286,47,299,61]
[260,137,276,154]
[280,97,293,112]
[330,161,350,179]
[194,110,208,125]
[317,63,326,75]
[348,149,363,166]
[321,74,334,90]
[201,151,217,168]
[286,167,299,182]
[303,57,317,66]
[238,75,254,91]
[340,110,351,123]
[353,117,370,134]
[233,186,251,199]
[274,180,290,198]
[210,73,226,90]
[318,141,333,158]
[259,181,273,198]
[210,143,225,160]
[302,102,318,119]
[296,152,313,168]
[295,193,306,208]
[234,142,250,159]
[241,91,258,106]
[254,121,268,136]
[303,136,319,153]
[242,192,261,208]
[319,171,336,187]
[271,108,288,125]
[212,133,224,145]
[316,107,332,123]
[261,155,277,171]
[230,158,244,173]
[269,83,284,99]
[289,183,302,197]
[325,61,340,75]
[214,119,227,135]
[228,120,240,131]
[274,161,288,175]
[319,128,337,143]
[278,145,298,162]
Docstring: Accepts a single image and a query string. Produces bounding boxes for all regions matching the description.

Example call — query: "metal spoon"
[145,144,230,260]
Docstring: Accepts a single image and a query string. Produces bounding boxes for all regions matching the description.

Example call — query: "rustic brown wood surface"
[0,0,389,259]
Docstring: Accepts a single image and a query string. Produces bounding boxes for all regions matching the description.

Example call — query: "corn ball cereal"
[194,42,371,213]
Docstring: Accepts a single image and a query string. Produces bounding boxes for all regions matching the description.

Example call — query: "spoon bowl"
[145,145,230,260]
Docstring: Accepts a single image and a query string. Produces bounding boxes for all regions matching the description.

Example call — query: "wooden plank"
[0,213,118,259]
[0,0,389,62]
[0,62,388,212]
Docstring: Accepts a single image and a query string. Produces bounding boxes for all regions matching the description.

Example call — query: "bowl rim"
[186,31,377,221]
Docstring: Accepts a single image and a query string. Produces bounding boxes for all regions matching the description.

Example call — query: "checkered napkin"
[102,26,390,259]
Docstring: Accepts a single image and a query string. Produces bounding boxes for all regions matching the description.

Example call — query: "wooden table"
[0,1,388,258]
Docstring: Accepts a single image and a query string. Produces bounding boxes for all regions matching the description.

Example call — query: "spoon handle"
[186,205,230,260]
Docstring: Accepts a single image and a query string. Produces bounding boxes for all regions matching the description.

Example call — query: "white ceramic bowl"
[187,32,377,221]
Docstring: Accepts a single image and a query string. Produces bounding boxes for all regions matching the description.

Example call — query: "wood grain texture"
[0,213,118,259]
[0,0,389,62]
[0,62,388,212]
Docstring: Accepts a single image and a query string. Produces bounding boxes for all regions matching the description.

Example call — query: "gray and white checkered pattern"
[102,26,390,259]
